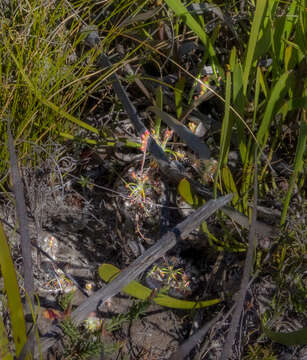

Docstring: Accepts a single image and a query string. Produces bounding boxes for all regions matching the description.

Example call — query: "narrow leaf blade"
[99,264,220,309]
[0,222,27,356]
[264,327,307,346]
[243,0,268,94]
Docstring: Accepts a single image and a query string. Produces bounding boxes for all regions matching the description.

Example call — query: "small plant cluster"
[152,127,173,151]
[105,297,151,333]
[125,128,173,211]
[125,130,151,207]
[147,261,192,297]
[243,343,277,360]
[59,297,151,359]
[60,319,117,360]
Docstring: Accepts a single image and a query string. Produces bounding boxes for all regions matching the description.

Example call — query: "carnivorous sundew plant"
[0,0,306,359]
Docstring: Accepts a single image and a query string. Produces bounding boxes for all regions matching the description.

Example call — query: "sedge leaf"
[0,222,27,357]
[98,264,220,310]
[265,326,307,346]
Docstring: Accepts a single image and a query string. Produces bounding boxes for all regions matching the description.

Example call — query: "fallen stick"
[38,194,232,356]
[71,194,232,324]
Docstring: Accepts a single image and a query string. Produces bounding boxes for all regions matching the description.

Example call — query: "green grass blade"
[214,70,232,196]
[256,71,293,148]
[277,97,307,115]
[0,221,27,357]
[178,178,201,206]
[165,0,223,78]
[230,48,247,163]
[258,64,269,99]
[241,66,263,212]
[174,77,186,119]
[243,0,268,94]
[278,0,298,63]
[281,118,307,225]
[221,166,239,207]
[154,86,163,136]
[296,0,307,59]
[0,317,14,360]
[220,71,232,165]
[4,41,99,136]
[271,1,298,69]
[264,326,307,346]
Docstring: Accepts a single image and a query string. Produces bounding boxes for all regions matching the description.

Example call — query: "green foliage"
[98,263,220,309]
[260,215,307,345]
[106,298,151,333]
[0,3,125,184]
[242,0,268,95]
[0,0,306,357]
[174,77,186,119]
[210,0,307,219]
[59,291,76,312]
[61,319,116,360]
[213,70,232,197]
[0,0,111,181]
[78,175,94,190]
[264,326,307,346]
[165,0,223,78]
[178,178,246,252]
[0,221,27,358]
[0,316,13,360]
[178,178,199,206]
[281,113,307,225]
[243,343,277,360]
